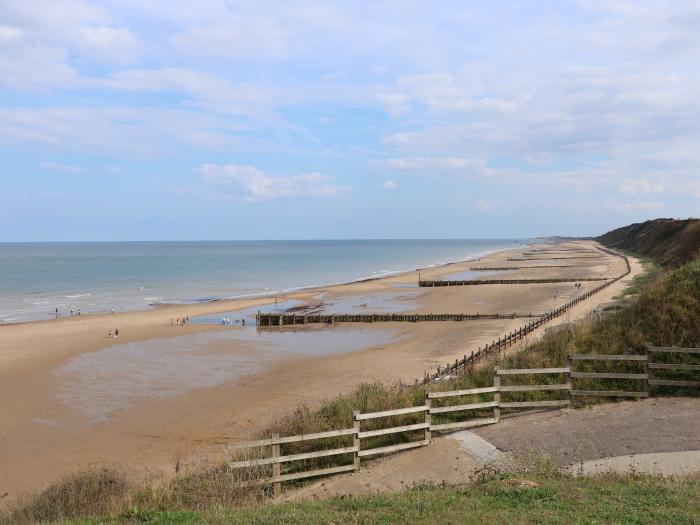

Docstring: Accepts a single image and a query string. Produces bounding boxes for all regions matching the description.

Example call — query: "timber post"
[272,433,281,497]
[424,390,432,443]
[353,411,361,471]
[493,367,501,422]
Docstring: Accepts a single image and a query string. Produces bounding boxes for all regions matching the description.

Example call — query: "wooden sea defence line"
[418,277,608,287]
[508,256,604,261]
[469,265,576,270]
[256,312,542,327]
[227,344,696,493]
[424,247,631,382]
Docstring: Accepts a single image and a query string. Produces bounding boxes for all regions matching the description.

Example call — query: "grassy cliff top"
[597,218,700,267]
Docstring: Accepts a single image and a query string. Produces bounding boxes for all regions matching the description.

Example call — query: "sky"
[1,0,699,241]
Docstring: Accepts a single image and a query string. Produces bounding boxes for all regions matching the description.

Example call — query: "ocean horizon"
[0,239,527,323]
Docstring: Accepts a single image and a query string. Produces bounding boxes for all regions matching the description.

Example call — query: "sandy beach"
[0,240,641,504]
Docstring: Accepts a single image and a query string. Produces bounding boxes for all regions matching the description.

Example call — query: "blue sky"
[1,0,699,241]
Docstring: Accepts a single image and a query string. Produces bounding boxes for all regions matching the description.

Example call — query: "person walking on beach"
[114,328,119,338]
[55,307,59,318]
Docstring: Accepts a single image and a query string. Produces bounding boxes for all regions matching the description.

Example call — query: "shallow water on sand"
[54,326,402,422]
[189,291,422,326]
[188,299,302,326]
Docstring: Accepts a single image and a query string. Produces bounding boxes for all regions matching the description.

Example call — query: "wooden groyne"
[257,312,542,327]
[508,256,603,261]
[418,277,608,287]
[424,247,631,383]
[469,265,574,270]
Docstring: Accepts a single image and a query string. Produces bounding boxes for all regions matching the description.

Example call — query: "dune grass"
[40,472,700,525]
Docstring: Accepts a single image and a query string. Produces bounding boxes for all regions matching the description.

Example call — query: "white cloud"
[607,200,665,212]
[76,26,138,63]
[0,25,23,43]
[380,156,485,172]
[0,106,242,154]
[619,178,665,195]
[383,179,398,190]
[196,163,349,201]
[39,161,85,173]
[474,198,504,212]
[171,17,291,59]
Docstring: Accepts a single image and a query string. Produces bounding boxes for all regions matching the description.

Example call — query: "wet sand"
[0,241,640,503]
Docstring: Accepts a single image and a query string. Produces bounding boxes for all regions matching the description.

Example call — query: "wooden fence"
[227,346,698,493]
[256,312,542,327]
[418,277,608,287]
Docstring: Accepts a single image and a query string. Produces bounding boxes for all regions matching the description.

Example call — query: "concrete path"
[565,450,700,477]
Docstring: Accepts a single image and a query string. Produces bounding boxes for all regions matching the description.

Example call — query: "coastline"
[0,244,519,328]
[0,240,641,504]
[0,240,524,325]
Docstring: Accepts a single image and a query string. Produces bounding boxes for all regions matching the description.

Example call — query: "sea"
[0,239,526,323]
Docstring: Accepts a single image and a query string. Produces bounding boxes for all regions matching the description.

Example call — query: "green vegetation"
[617,254,658,298]
[598,217,700,267]
[46,473,700,524]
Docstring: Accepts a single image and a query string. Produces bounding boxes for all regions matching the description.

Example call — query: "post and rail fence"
[227,344,698,494]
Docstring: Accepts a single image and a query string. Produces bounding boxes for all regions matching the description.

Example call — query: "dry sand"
[0,241,640,503]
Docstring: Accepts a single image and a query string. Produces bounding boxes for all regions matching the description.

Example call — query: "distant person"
[108,330,113,338]
[176,317,179,325]
[111,308,115,314]
[114,328,119,338]
[242,318,245,326]
[77,309,81,316]
[70,308,74,316]
[55,307,59,318]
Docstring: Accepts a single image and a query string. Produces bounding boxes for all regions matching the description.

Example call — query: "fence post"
[424,390,432,443]
[353,411,361,472]
[493,367,501,423]
[644,343,651,396]
[564,354,572,402]
[272,433,281,497]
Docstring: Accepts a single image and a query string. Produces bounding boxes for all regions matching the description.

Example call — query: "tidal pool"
[54,326,402,422]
